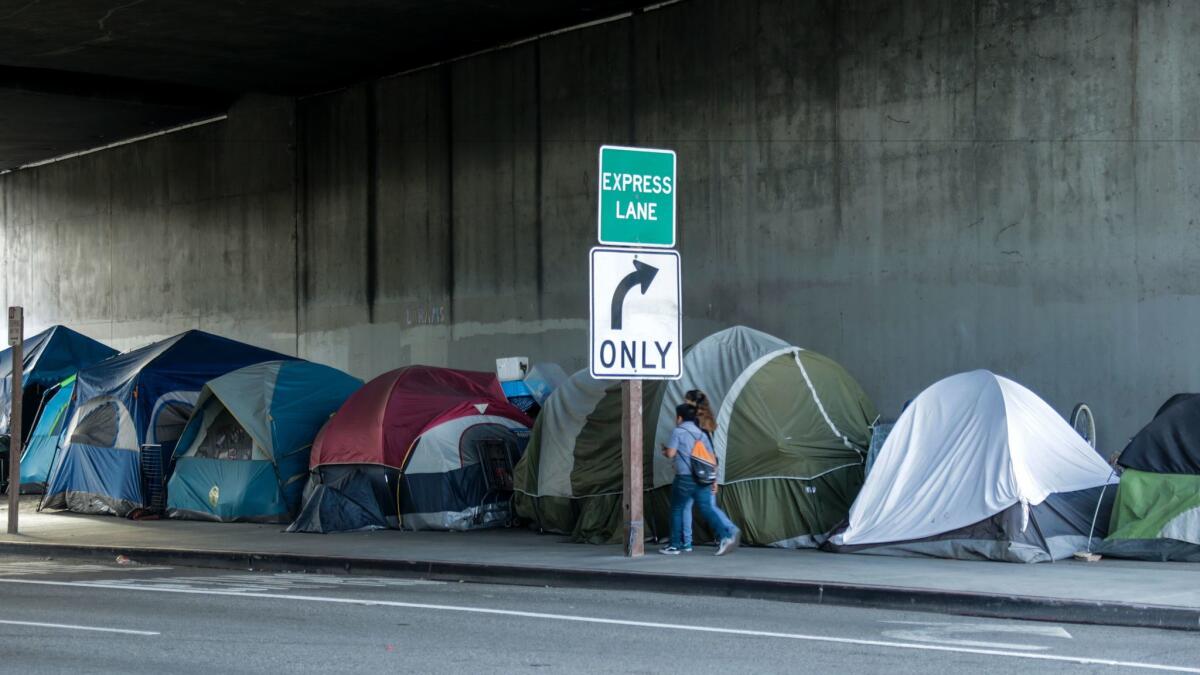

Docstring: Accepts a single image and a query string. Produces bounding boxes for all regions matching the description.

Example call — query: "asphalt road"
[0,555,1195,674]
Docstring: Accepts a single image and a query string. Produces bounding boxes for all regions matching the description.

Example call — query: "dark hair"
[685,389,716,434]
[676,403,698,423]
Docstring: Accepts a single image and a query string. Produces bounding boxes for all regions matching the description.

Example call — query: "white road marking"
[0,619,158,636]
[0,561,170,576]
[0,577,1194,672]
[880,619,1072,651]
[86,573,443,594]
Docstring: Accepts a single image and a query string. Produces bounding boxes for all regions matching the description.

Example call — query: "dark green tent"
[513,326,875,547]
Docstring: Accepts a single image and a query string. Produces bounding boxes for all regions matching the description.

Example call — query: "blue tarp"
[41,330,294,517]
[865,421,895,475]
[167,360,361,523]
[0,325,116,439]
[18,376,75,492]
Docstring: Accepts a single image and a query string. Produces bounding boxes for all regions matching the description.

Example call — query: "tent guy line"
[0,577,1193,672]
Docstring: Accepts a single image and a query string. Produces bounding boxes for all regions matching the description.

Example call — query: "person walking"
[678,389,716,546]
[660,402,740,556]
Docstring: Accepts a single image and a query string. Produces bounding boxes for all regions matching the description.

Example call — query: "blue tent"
[167,360,361,523]
[0,325,116,441]
[41,330,295,517]
[18,375,76,493]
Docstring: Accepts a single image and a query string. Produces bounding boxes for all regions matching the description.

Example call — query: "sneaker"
[659,546,683,555]
[681,546,694,553]
[715,530,741,556]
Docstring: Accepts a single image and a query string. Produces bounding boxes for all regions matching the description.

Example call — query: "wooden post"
[622,379,643,557]
[7,307,23,535]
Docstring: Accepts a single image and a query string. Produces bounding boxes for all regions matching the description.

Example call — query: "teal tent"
[18,375,76,493]
[167,360,361,523]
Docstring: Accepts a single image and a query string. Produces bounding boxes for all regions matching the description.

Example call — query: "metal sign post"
[592,146,681,558]
[590,247,680,558]
[7,307,22,534]
[621,380,643,556]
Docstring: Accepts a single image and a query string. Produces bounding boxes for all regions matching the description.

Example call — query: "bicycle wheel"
[1070,402,1096,449]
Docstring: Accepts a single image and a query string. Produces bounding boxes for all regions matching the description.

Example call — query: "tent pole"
[7,307,23,534]
[622,379,643,557]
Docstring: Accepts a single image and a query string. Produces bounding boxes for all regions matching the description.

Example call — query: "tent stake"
[622,379,643,557]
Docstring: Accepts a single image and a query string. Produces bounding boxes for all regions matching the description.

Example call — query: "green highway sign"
[597,145,676,247]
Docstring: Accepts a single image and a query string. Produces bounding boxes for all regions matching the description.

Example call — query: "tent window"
[460,424,520,492]
[195,408,253,461]
[70,402,119,448]
[154,402,193,445]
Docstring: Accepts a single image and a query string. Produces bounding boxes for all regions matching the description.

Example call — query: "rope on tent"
[792,351,861,457]
[1085,468,1119,553]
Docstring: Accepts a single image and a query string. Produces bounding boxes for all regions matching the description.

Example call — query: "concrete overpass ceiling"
[0,0,651,170]
[0,64,233,170]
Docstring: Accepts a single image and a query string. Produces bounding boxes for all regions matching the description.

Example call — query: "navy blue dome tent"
[0,325,116,445]
[41,330,294,517]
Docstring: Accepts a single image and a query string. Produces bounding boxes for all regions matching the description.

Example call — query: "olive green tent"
[513,326,876,546]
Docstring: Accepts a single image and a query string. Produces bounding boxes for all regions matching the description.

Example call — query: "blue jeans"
[669,475,738,548]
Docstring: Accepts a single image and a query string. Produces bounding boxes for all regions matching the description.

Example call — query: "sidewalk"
[1,499,1197,631]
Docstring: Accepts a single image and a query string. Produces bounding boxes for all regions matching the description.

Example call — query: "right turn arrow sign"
[610,260,659,330]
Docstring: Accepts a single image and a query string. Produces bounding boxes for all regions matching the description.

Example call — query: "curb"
[1,540,1196,632]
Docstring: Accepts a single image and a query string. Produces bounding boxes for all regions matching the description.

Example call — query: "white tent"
[828,370,1118,562]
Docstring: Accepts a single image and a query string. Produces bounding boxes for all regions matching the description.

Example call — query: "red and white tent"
[291,366,531,533]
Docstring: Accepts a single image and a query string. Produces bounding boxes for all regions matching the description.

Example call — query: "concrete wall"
[0,95,298,355]
[3,0,1199,454]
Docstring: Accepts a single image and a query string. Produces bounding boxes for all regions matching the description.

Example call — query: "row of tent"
[512,327,1200,563]
[2,326,533,532]
[2,324,1197,563]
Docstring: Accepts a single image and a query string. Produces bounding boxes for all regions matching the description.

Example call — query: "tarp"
[287,466,391,534]
[41,330,294,517]
[827,370,1118,562]
[17,376,76,493]
[167,361,361,523]
[832,486,1115,563]
[0,325,116,440]
[1117,394,1200,475]
[864,421,894,475]
[514,326,876,547]
[1100,395,1200,561]
[291,366,532,532]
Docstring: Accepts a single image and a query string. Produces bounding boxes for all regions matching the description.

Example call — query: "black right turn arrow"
[610,259,659,330]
